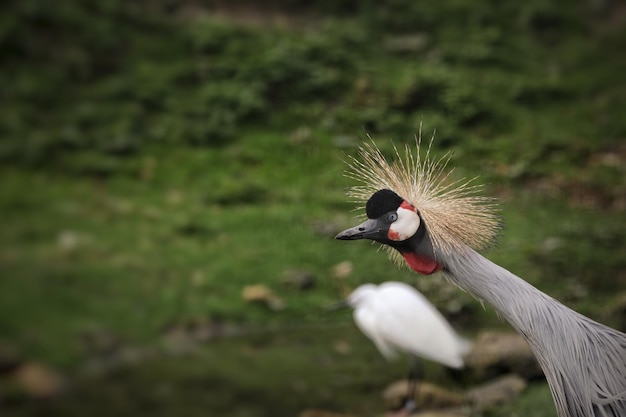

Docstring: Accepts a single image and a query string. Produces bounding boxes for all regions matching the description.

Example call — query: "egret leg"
[404,355,423,414]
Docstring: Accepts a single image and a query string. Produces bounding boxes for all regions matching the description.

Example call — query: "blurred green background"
[1,0,625,416]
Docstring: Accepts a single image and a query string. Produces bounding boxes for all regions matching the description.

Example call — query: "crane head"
[336,139,500,263]
[336,189,442,274]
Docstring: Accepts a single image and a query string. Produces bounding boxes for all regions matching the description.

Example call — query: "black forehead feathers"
[365,189,403,219]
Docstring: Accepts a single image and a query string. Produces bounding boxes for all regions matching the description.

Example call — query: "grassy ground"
[1,1,625,416]
[1,129,624,417]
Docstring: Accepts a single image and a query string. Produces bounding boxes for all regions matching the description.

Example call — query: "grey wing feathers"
[546,317,626,417]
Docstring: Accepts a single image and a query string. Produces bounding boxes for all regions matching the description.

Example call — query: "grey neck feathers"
[441,248,626,417]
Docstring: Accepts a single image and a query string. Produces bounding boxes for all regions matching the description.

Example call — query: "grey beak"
[325,300,350,312]
[335,219,381,240]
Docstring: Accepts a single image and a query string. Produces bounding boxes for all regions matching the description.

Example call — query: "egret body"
[345,281,469,368]
[344,281,469,411]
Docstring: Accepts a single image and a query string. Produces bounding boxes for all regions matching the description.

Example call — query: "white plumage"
[346,281,470,369]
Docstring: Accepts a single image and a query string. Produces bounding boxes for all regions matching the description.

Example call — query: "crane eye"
[387,212,398,222]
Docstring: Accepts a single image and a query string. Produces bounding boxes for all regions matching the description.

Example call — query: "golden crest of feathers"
[345,137,500,255]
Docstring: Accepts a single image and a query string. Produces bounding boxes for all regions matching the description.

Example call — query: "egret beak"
[335,219,384,241]
[326,300,350,312]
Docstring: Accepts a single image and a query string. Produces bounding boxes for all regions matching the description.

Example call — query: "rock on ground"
[466,374,527,413]
[11,362,67,399]
[382,380,467,410]
[464,331,542,380]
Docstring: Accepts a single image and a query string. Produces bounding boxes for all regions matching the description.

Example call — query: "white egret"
[342,281,470,412]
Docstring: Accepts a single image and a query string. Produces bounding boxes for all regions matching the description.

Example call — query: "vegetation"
[0,0,624,416]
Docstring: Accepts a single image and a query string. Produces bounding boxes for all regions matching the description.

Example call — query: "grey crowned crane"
[335,140,626,417]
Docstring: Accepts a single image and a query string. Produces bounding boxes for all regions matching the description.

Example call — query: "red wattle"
[387,229,401,240]
[400,200,415,211]
[401,252,441,275]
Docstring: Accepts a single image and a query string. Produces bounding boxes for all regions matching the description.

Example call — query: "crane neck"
[441,247,568,337]
[440,246,626,417]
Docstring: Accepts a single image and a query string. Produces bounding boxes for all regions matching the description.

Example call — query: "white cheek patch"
[387,206,421,241]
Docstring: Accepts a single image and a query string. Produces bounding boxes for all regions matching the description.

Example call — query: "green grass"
[489,382,556,417]
[1,1,625,416]
[0,130,622,417]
